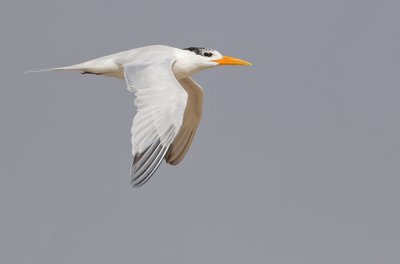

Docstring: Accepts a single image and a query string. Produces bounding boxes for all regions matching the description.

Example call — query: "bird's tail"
[25,62,90,74]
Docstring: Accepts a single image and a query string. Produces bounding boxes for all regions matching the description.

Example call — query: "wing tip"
[130,142,170,188]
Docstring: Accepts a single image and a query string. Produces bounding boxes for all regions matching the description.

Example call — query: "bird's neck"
[172,60,214,80]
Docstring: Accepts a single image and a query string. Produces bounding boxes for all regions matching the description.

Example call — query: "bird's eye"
[203,52,213,57]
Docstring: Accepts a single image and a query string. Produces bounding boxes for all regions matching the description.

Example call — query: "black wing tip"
[130,160,164,188]
[130,166,157,188]
[129,141,170,188]
[130,177,147,188]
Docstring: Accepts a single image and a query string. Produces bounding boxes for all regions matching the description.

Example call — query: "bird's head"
[174,47,251,78]
[183,47,252,67]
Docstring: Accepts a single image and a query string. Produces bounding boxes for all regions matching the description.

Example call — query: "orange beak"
[213,56,252,66]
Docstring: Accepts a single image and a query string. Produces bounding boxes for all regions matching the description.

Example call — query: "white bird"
[30,45,251,187]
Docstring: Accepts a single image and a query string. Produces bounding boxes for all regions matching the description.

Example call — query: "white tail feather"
[25,62,90,74]
[24,68,58,73]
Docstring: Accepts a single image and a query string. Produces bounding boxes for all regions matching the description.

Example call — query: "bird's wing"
[165,78,203,165]
[124,57,188,187]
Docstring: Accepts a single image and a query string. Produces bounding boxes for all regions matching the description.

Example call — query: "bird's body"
[52,45,216,80]
[31,45,251,187]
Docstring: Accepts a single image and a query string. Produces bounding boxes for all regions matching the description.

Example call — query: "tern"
[30,45,251,187]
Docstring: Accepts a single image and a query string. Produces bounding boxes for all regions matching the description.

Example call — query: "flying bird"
[30,45,251,187]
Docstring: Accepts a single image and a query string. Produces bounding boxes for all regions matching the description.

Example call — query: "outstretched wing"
[124,57,188,187]
[165,78,203,165]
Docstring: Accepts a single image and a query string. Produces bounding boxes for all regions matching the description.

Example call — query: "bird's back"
[40,45,178,79]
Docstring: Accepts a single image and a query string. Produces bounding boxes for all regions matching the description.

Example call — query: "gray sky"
[1,0,399,263]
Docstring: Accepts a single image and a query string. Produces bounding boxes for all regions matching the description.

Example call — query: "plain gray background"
[1,0,399,263]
